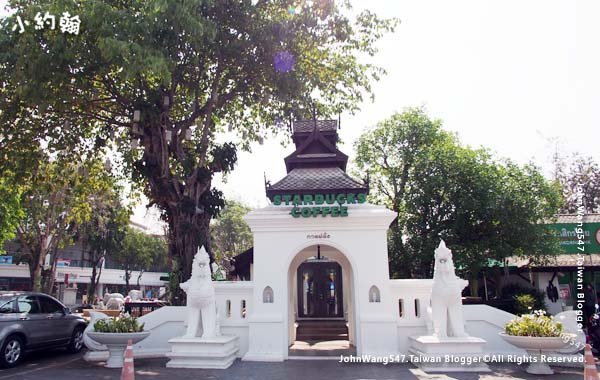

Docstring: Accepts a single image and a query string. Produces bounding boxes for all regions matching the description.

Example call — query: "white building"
[0,222,168,304]
[216,120,520,360]
[85,120,543,364]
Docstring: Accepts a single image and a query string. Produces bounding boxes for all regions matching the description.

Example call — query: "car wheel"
[67,326,85,353]
[0,335,24,368]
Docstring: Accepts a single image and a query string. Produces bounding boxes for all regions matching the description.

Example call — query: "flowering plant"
[93,314,145,333]
[504,310,563,337]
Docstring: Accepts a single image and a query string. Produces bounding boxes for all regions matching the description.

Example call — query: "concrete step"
[296,320,348,342]
[296,334,349,340]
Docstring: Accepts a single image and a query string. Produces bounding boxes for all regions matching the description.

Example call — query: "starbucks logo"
[596,227,600,245]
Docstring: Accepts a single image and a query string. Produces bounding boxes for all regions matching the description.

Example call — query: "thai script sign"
[547,222,600,254]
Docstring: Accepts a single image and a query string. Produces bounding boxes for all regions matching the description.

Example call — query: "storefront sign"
[56,259,71,267]
[272,193,367,218]
[559,284,571,300]
[0,256,13,265]
[547,223,600,254]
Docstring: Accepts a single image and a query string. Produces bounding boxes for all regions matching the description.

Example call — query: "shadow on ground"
[0,354,585,380]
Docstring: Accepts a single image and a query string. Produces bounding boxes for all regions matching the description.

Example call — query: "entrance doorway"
[287,245,355,357]
[297,261,343,319]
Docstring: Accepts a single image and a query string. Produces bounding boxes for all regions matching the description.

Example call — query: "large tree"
[0,1,395,296]
[77,185,130,303]
[210,199,253,262]
[557,154,600,214]
[0,177,23,254]
[13,155,116,292]
[355,108,563,292]
[113,226,167,292]
[354,107,449,275]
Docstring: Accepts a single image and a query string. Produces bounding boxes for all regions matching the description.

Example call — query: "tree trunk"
[31,248,44,292]
[469,278,479,298]
[87,262,98,303]
[139,113,223,305]
[42,250,58,295]
[492,268,503,297]
[137,270,144,287]
[167,209,212,305]
[125,268,131,293]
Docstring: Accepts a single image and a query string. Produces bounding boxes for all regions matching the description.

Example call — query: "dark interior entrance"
[297,261,343,318]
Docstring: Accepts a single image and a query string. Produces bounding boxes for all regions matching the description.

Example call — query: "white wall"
[84,201,541,362]
[85,276,530,362]
[84,282,253,361]
[390,279,526,356]
[243,203,397,360]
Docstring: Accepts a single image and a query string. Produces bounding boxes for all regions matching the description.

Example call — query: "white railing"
[214,281,254,327]
[389,279,432,325]
[84,281,255,362]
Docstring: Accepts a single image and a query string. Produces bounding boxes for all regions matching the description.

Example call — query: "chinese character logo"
[11,16,29,34]
[59,12,81,35]
[11,12,81,35]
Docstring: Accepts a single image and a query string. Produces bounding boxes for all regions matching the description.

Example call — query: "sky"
[2,1,598,232]
[211,0,598,209]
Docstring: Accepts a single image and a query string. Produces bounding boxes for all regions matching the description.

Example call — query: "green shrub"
[504,310,563,337]
[500,283,547,315]
[93,314,145,333]
[514,294,537,315]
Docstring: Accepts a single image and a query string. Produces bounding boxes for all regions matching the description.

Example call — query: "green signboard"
[547,222,600,254]
[272,193,367,218]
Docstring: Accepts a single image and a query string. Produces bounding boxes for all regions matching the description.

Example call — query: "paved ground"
[0,349,585,380]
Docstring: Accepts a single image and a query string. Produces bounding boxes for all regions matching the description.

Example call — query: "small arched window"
[241,300,247,318]
[263,286,274,303]
[398,299,404,318]
[414,299,420,318]
[226,300,232,318]
[369,285,381,303]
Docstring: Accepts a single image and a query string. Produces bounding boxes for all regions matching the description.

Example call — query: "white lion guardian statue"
[431,240,469,338]
[103,292,124,310]
[180,246,219,339]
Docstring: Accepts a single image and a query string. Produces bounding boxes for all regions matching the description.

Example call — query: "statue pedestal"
[408,335,490,372]
[166,335,239,369]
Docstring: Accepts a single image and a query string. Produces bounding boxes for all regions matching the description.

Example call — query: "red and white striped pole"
[584,344,598,380]
[121,339,135,380]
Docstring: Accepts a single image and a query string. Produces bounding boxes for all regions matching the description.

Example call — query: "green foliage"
[0,177,23,253]
[504,310,563,337]
[500,284,547,315]
[77,186,131,301]
[210,200,253,262]
[0,0,395,288]
[355,108,563,281]
[113,227,167,290]
[514,294,536,315]
[557,154,600,213]
[11,153,120,292]
[355,107,447,211]
[93,315,145,333]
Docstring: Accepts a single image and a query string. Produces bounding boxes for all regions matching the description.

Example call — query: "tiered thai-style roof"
[265,119,368,200]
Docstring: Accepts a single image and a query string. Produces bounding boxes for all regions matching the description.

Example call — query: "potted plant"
[87,314,150,368]
[500,310,575,375]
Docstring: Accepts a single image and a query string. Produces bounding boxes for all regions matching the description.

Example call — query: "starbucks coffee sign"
[272,193,367,218]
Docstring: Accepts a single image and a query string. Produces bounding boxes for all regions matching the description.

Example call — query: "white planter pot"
[87,331,150,368]
[499,333,575,375]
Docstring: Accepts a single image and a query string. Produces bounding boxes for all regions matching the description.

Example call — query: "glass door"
[297,261,343,318]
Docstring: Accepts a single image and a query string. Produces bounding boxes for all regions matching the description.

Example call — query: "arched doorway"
[286,243,356,356]
[297,260,343,319]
